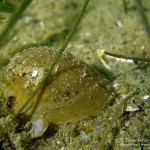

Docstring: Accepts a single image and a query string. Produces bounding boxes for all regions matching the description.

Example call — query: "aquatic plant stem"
[104,51,150,62]
[0,0,32,46]
[134,0,150,38]
[15,0,89,117]
[122,0,128,14]
[98,91,139,150]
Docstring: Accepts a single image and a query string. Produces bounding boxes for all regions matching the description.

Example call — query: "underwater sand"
[0,0,150,149]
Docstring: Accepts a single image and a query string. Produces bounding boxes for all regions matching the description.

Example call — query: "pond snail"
[3,47,113,125]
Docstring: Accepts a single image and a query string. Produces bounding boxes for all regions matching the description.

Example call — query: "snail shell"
[4,47,112,123]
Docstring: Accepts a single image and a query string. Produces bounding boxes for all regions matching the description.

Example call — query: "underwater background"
[0,0,150,149]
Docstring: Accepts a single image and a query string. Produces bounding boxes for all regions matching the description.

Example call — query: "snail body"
[4,47,112,123]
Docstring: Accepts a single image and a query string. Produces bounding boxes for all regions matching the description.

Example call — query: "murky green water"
[0,0,149,149]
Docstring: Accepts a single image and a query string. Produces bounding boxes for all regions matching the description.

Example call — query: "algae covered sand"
[0,0,150,149]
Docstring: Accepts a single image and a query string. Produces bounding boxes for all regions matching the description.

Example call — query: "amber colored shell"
[4,47,113,123]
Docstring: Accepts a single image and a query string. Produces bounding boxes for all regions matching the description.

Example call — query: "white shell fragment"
[32,70,38,77]
[80,131,88,140]
[31,119,49,138]
[126,106,139,112]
